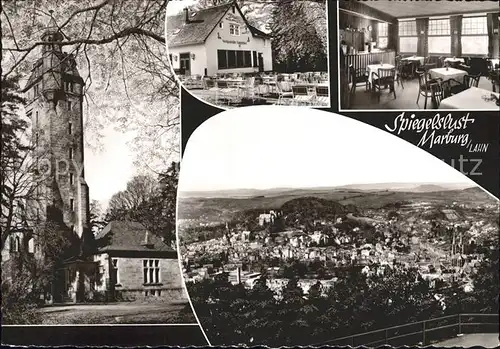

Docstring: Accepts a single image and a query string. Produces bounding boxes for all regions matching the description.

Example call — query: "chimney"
[141,230,154,248]
[184,7,189,24]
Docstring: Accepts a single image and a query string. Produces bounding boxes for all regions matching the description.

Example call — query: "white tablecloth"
[444,58,465,64]
[366,64,395,84]
[402,56,425,65]
[439,87,500,110]
[429,68,467,82]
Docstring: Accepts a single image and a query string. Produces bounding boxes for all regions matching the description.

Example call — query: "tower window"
[34,84,39,96]
[69,173,74,185]
[68,101,72,110]
[35,111,39,126]
[14,236,21,252]
[70,199,74,211]
[69,147,73,160]
[68,122,72,135]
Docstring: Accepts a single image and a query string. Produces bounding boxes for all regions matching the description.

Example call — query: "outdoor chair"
[292,85,313,105]
[276,81,293,105]
[238,77,256,102]
[315,86,329,106]
[215,80,236,106]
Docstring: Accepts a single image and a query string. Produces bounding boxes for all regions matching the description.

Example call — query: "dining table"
[401,56,425,65]
[429,67,467,82]
[439,87,500,110]
[444,57,465,64]
[366,63,395,85]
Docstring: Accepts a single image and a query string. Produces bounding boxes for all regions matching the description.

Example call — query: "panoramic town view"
[178,185,499,346]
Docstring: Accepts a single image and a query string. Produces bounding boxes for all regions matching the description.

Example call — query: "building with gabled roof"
[93,221,183,301]
[166,1,273,76]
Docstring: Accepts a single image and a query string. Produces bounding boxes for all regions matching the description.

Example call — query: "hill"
[178,187,495,223]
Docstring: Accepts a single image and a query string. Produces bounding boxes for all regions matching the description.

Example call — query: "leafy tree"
[89,200,107,235]
[105,162,179,245]
[2,0,179,171]
[268,0,327,73]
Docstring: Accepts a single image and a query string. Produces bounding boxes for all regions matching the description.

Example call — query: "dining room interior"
[338,0,500,110]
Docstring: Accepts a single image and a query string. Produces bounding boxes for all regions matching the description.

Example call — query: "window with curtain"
[428,18,451,54]
[399,20,418,53]
[378,22,388,49]
[461,16,488,55]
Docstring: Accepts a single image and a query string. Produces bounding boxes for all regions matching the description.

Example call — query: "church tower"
[22,12,91,250]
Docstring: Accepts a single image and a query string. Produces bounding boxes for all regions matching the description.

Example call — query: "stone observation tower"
[24,12,90,238]
[22,12,91,251]
[20,12,98,302]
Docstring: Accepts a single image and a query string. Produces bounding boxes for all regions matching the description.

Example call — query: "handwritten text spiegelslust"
[384,112,476,149]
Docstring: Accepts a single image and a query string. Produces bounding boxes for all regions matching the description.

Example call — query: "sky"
[179,107,474,192]
[84,127,136,210]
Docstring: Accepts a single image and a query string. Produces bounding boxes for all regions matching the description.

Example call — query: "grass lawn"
[40,301,197,324]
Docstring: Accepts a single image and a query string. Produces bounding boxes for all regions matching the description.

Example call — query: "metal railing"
[316,313,498,347]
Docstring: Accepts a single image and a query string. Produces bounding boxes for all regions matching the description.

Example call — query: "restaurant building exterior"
[166,2,273,76]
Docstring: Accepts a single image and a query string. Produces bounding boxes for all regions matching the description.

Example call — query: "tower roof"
[42,10,64,41]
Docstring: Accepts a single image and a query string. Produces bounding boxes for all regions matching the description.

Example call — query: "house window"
[70,198,74,211]
[398,20,418,53]
[428,18,451,54]
[143,259,160,284]
[69,147,73,159]
[217,50,252,69]
[111,258,119,285]
[253,51,258,67]
[69,173,74,185]
[68,122,72,135]
[461,16,488,55]
[68,101,72,111]
[378,22,388,49]
[65,81,73,92]
[34,84,39,96]
[219,22,223,28]
[229,23,240,36]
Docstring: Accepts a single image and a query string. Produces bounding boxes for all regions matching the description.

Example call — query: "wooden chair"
[423,56,437,72]
[372,67,396,102]
[416,70,442,109]
[430,81,452,108]
[349,64,369,94]
[447,74,481,95]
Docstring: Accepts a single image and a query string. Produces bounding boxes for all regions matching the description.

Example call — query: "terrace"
[180,71,329,108]
[316,313,498,347]
[339,1,500,110]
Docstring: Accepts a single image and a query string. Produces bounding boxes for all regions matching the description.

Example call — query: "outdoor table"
[401,56,425,65]
[429,67,467,82]
[366,64,395,85]
[439,87,500,109]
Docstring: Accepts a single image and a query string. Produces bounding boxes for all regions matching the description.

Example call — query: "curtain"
[486,12,498,57]
[450,16,462,57]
